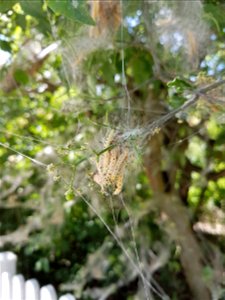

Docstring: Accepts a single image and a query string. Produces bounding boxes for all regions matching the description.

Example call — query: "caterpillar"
[93,130,129,195]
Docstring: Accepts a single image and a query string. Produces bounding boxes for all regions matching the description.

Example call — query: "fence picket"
[12,274,25,300]
[25,279,40,300]
[40,285,57,300]
[59,294,76,300]
[0,252,17,276]
[0,252,76,300]
[0,272,11,300]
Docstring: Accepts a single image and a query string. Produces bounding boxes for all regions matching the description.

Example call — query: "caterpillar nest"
[93,130,129,195]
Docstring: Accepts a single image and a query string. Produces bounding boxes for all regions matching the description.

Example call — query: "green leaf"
[128,51,153,84]
[202,266,214,282]
[35,257,50,273]
[65,188,75,201]
[47,0,95,25]
[168,95,186,109]
[206,118,222,139]
[167,77,192,92]
[20,0,51,34]
[0,40,11,52]
[20,0,43,19]
[13,69,29,84]
[204,3,225,32]
[15,14,27,30]
[0,0,17,13]
[167,78,192,109]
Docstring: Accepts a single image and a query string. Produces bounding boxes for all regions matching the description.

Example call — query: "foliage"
[1,1,225,300]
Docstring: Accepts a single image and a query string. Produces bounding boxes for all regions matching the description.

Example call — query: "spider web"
[1,1,225,300]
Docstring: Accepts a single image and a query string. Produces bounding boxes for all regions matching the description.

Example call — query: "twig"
[122,79,225,141]
[0,142,47,167]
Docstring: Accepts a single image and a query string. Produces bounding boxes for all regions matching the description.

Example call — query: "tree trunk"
[144,91,211,300]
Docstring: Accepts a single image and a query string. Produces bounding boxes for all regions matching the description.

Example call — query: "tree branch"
[122,79,225,142]
[0,216,42,247]
[1,42,59,93]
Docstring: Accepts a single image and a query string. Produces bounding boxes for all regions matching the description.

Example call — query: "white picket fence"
[0,252,75,300]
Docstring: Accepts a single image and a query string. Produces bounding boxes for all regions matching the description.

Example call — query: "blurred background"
[1,1,225,299]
